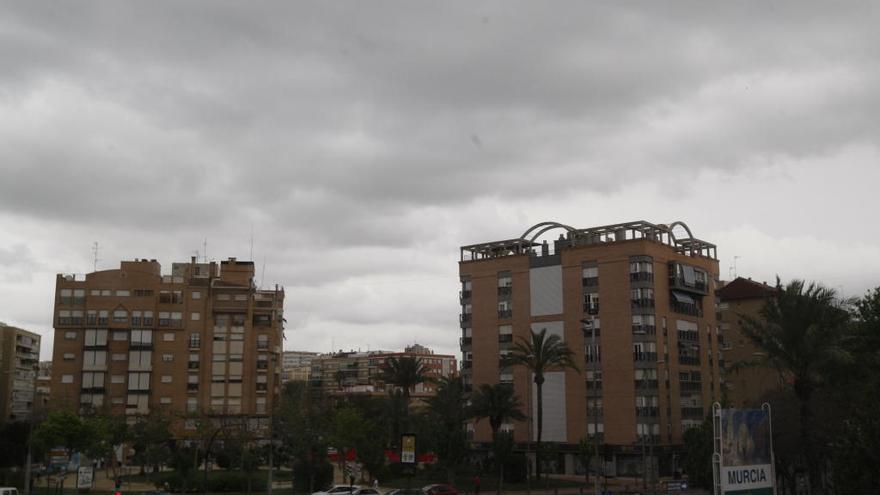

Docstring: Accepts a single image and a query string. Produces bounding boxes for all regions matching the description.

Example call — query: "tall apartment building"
[459,220,721,476]
[51,257,284,433]
[716,277,781,408]
[309,344,457,399]
[0,323,41,422]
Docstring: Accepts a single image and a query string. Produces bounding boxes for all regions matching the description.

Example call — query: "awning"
[671,290,695,304]
[681,265,696,286]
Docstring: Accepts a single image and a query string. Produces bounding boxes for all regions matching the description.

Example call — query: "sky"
[1,1,879,360]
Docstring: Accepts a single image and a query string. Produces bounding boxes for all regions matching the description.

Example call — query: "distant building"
[35,361,52,418]
[281,351,319,383]
[459,220,721,476]
[716,277,782,407]
[308,345,457,399]
[51,257,284,434]
[0,322,41,422]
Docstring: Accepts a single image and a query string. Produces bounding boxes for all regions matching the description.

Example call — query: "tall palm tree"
[470,383,527,436]
[506,328,579,480]
[425,376,470,483]
[739,277,851,495]
[380,356,431,403]
[470,383,528,495]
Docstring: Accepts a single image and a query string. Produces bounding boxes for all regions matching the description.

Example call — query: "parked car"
[353,489,381,495]
[312,485,363,495]
[0,488,19,495]
[422,484,459,495]
[385,489,426,495]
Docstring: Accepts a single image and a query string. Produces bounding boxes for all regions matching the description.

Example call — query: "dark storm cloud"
[1,1,879,356]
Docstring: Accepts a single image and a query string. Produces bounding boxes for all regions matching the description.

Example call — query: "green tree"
[505,328,579,480]
[576,437,595,486]
[380,356,431,404]
[739,278,850,494]
[424,376,470,484]
[32,410,93,460]
[470,383,527,493]
[330,407,366,478]
[277,381,331,493]
[129,411,172,482]
[682,416,713,489]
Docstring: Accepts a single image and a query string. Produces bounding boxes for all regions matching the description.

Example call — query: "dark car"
[422,485,459,495]
[385,490,426,495]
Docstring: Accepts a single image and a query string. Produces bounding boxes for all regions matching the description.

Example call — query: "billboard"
[716,407,774,495]
[400,434,417,464]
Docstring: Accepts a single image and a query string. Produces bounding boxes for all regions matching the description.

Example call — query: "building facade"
[281,351,319,383]
[0,323,41,422]
[716,277,781,408]
[459,220,721,476]
[51,257,284,433]
[309,344,457,399]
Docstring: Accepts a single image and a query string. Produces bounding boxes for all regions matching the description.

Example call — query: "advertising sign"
[400,434,417,464]
[76,466,94,490]
[719,408,774,495]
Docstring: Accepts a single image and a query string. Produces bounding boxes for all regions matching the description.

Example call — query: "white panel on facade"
[531,321,565,341]
[530,265,563,316]
[531,371,567,442]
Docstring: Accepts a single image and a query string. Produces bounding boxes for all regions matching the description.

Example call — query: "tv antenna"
[92,242,100,272]
[728,256,740,279]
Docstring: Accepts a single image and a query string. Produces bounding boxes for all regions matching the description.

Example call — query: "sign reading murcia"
[715,407,775,495]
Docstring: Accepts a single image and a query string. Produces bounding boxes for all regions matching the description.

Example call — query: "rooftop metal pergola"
[460,220,717,261]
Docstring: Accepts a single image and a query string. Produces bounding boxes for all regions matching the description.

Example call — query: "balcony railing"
[582,277,599,287]
[678,356,701,366]
[671,301,703,317]
[632,325,656,335]
[636,406,659,417]
[631,298,655,309]
[497,309,513,319]
[633,352,658,362]
[583,303,600,314]
[497,286,512,297]
[629,272,654,283]
[459,290,472,302]
[459,337,472,347]
[634,379,658,389]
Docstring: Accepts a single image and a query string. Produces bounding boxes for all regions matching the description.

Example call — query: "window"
[212,361,226,376]
[257,334,269,350]
[82,372,105,389]
[61,374,74,384]
[127,372,151,391]
[632,314,656,334]
[131,329,153,346]
[161,375,172,384]
[228,383,242,397]
[58,310,72,325]
[631,288,655,307]
[582,265,599,286]
[187,397,198,412]
[83,350,107,369]
[113,309,128,322]
[189,333,201,348]
[101,290,111,296]
[188,353,200,370]
[111,375,125,384]
[163,333,175,342]
[497,300,512,318]
[191,291,201,300]
[158,312,170,327]
[255,397,266,414]
[90,289,100,296]
[112,330,128,341]
[217,293,231,301]
[257,355,269,370]
[211,383,225,397]
[129,350,152,370]
[583,293,600,314]
[234,294,248,302]
[143,311,154,326]
[84,329,108,347]
[629,259,654,282]
[213,340,227,354]
[171,312,183,327]
[159,291,183,304]
[126,394,149,414]
[633,342,657,362]
[160,397,171,405]
[65,331,77,340]
[116,290,130,297]
[112,352,127,362]
[256,374,268,391]
[191,312,201,321]
[497,274,512,287]
[97,310,109,325]
[585,344,601,363]
[133,289,153,297]
[162,353,174,362]
[63,352,75,360]
[228,362,243,378]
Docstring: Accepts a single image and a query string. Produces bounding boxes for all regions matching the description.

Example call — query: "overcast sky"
[2,2,879,360]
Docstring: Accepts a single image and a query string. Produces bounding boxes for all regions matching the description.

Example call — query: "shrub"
[292,460,334,492]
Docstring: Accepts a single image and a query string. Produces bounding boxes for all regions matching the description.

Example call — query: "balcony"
[582,277,599,287]
[498,334,513,344]
[668,263,709,295]
[497,309,512,319]
[629,272,654,283]
[462,360,473,370]
[497,286,512,297]
[631,298,655,309]
[583,302,600,315]
[671,300,703,317]
[459,337,472,349]
[681,407,705,419]
[187,362,199,370]
[633,352,657,362]
[634,379,658,390]
[97,317,108,326]
[678,356,701,366]
[632,325,656,336]
[459,290,472,303]
[636,407,659,417]
[636,434,661,444]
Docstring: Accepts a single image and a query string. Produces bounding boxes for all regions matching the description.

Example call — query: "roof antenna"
[92,242,100,272]
[728,255,740,279]
[203,238,208,263]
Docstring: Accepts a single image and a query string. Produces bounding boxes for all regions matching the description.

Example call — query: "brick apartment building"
[0,322,41,422]
[459,220,721,476]
[309,344,457,400]
[51,257,284,433]
[716,277,782,408]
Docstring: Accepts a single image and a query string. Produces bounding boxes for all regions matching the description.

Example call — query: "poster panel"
[720,409,774,495]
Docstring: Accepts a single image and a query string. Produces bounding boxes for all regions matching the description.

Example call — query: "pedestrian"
[373,478,379,489]
[473,474,481,495]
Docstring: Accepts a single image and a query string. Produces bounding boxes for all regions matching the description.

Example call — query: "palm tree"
[470,383,528,494]
[380,356,431,403]
[425,376,470,483]
[739,277,851,495]
[506,328,580,480]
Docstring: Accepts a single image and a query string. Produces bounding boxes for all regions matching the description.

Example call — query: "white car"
[0,488,20,495]
[312,485,362,495]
